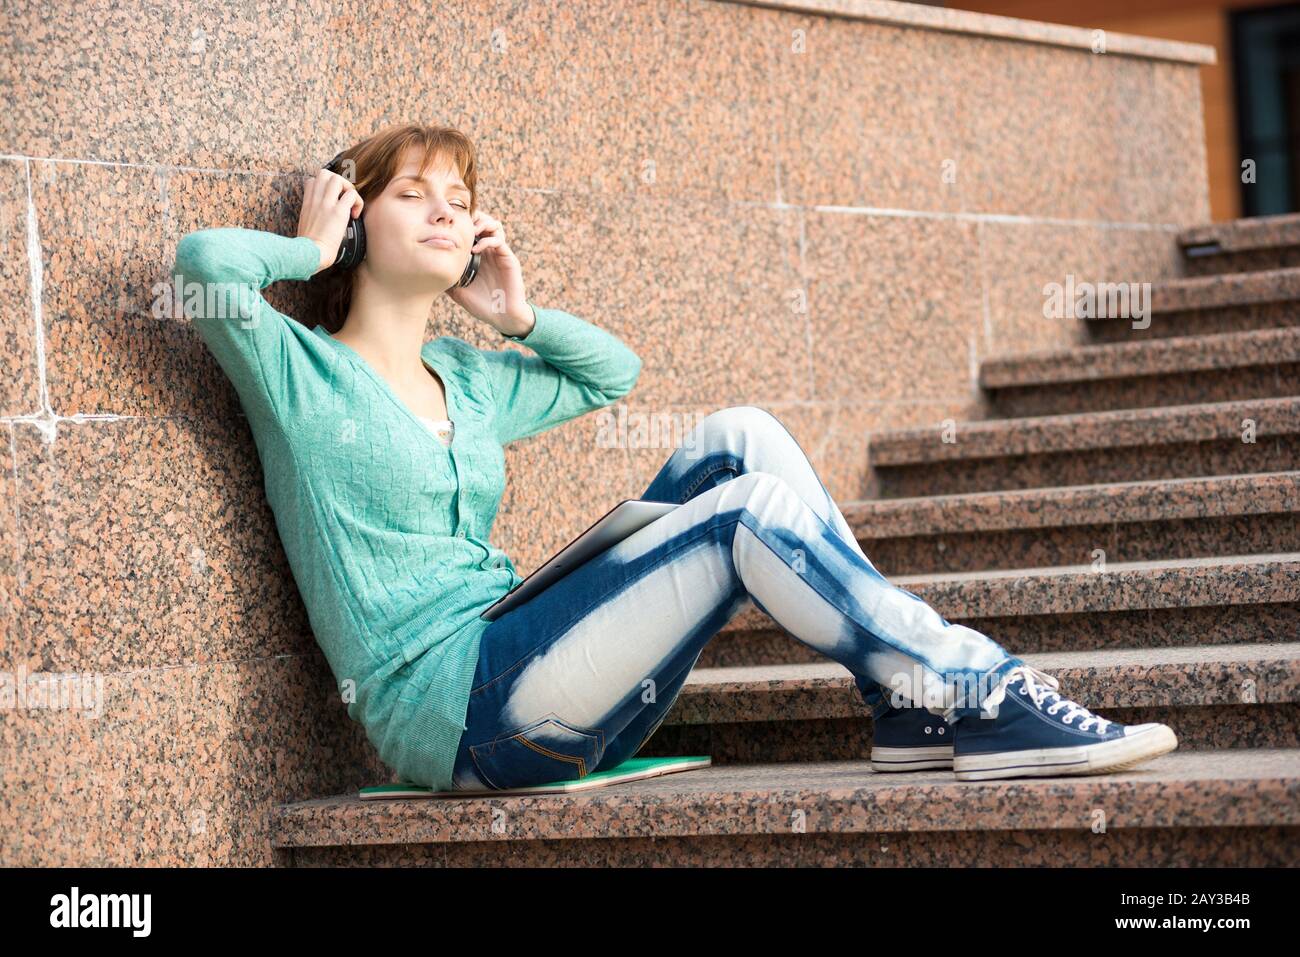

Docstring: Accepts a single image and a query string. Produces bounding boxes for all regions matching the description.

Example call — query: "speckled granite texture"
[979,327,1300,419]
[271,750,1299,865]
[0,0,1237,866]
[1185,214,1300,274]
[729,0,1216,64]
[1180,214,1300,276]
[288,825,1299,867]
[704,602,1300,662]
[1153,267,1300,314]
[853,471,1300,539]
[1182,213,1300,253]
[871,397,1300,497]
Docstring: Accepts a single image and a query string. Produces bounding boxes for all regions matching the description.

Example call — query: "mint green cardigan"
[171,228,642,789]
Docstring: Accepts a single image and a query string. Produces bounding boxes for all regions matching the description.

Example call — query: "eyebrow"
[393,174,470,195]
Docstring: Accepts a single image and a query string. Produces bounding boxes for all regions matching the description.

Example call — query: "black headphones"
[322,151,481,287]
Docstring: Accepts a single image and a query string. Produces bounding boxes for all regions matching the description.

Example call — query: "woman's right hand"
[297,166,364,275]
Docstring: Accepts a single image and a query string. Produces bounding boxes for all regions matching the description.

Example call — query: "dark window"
[1232,4,1300,215]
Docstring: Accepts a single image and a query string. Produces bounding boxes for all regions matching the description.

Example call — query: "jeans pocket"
[468,716,607,790]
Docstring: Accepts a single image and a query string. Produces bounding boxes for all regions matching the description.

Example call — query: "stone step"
[272,748,1300,867]
[868,396,1300,497]
[642,642,1300,759]
[1181,213,1300,277]
[1087,267,1300,342]
[980,327,1300,417]
[845,471,1300,575]
[705,552,1300,659]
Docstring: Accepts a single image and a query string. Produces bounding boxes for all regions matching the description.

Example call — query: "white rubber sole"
[952,724,1179,781]
[871,745,955,772]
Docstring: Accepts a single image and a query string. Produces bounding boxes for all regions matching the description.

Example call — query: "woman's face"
[361,146,475,290]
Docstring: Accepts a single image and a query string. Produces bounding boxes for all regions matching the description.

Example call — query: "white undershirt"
[418,415,454,445]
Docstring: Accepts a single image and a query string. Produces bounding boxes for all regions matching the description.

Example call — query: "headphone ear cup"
[348,213,366,269]
[457,237,481,287]
[329,215,364,272]
[323,152,365,272]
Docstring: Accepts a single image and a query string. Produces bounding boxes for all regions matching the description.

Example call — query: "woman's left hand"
[443,210,534,336]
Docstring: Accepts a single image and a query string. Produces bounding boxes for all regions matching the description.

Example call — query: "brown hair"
[306,123,479,333]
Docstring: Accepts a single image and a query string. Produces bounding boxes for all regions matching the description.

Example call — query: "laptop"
[480,499,680,621]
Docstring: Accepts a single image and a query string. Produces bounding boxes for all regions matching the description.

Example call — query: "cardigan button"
[456,528,467,538]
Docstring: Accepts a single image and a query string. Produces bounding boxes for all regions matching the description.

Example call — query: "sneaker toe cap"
[1122,722,1177,743]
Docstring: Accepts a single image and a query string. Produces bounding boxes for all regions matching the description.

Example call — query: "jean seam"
[517,735,592,776]
[474,715,607,753]
[470,649,536,697]
[467,750,501,789]
[623,662,693,757]
[469,719,605,786]
[680,454,741,501]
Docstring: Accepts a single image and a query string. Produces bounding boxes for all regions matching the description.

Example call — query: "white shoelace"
[985,664,1112,732]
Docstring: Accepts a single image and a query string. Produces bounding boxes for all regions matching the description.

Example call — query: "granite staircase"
[273,215,1300,867]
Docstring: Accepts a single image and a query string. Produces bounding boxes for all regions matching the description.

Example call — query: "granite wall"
[0,0,1213,864]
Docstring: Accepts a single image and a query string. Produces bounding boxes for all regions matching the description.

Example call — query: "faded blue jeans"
[449,405,1027,791]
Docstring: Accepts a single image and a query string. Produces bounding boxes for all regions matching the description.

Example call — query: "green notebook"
[359,755,711,799]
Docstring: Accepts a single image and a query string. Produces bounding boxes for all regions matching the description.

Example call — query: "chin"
[400,260,456,285]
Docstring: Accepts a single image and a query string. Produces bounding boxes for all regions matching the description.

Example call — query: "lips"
[420,236,456,248]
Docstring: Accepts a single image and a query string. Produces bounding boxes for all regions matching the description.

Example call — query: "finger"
[324,169,351,198]
[335,180,359,207]
[473,218,501,236]
[472,235,506,252]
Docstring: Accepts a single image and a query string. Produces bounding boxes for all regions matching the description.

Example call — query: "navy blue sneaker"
[870,689,954,772]
[953,664,1178,781]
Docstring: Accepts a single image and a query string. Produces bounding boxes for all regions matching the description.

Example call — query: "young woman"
[173,124,1177,792]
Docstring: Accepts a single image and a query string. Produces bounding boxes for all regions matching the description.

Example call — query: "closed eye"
[402,192,468,209]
